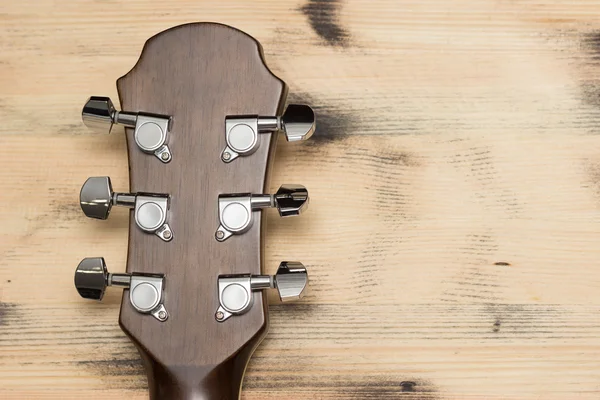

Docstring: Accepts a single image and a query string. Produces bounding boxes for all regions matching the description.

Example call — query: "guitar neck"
[137,331,265,400]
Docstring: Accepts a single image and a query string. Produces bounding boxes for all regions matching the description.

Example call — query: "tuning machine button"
[74,257,168,322]
[215,184,309,242]
[82,96,173,163]
[80,176,173,242]
[222,104,315,163]
[215,261,308,322]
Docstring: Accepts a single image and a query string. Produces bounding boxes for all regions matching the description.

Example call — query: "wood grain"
[3,0,600,399]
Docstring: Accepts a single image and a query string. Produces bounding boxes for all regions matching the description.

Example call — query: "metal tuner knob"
[215,184,309,242]
[271,261,309,302]
[79,176,173,242]
[280,104,316,142]
[222,104,315,163]
[215,262,309,322]
[82,96,172,163]
[74,257,168,322]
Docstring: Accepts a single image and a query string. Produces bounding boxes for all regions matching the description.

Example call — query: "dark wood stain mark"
[483,304,565,337]
[287,92,419,167]
[78,357,145,377]
[51,202,82,222]
[400,381,417,392]
[493,319,501,333]
[0,302,20,327]
[344,382,439,399]
[24,188,85,232]
[582,160,600,202]
[485,304,524,337]
[578,30,600,125]
[494,261,511,266]
[77,354,146,390]
[345,146,418,168]
[341,377,439,400]
[582,31,600,62]
[580,82,600,114]
[244,375,439,399]
[300,0,350,47]
[284,90,425,140]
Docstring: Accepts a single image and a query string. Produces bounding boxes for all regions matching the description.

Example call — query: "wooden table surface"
[3,0,600,399]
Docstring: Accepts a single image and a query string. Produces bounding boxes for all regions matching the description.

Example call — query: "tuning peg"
[82,96,119,133]
[270,261,309,301]
[80,176,173,242]
[82,96,173,163]
[215,184,309,242]
[215,261,308,322]
[222,104,315,163]
[74,256,112,301]
[74,257,168,321]
[273,184,310,217]
[280,104,316,142]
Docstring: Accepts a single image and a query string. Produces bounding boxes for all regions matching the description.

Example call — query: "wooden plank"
[3,0,600,398]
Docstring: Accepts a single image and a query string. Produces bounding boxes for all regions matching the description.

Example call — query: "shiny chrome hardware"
[74,257,168,322]
[80,176,173,242]
[221,104,315,163]
[215,262,308,322]
[82,96,173,163]
[215,184,309,242]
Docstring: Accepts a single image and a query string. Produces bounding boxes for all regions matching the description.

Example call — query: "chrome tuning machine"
[74,257,168,322]
[82,96,173,163]
[215,184,309,242]
[80,176,173,242]
[215,261,308,322]
[222,104,315,163]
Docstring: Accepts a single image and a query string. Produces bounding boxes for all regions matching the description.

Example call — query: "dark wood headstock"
[116,23,285,399]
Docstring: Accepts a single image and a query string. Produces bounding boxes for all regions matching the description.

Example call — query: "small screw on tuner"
[74,257,169,322]
[215,262,309,322]
[82,96,173,163]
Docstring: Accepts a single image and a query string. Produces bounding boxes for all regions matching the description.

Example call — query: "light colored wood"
[2,0,600,398]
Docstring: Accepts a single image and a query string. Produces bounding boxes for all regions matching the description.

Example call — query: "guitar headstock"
[74,23,314,398]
